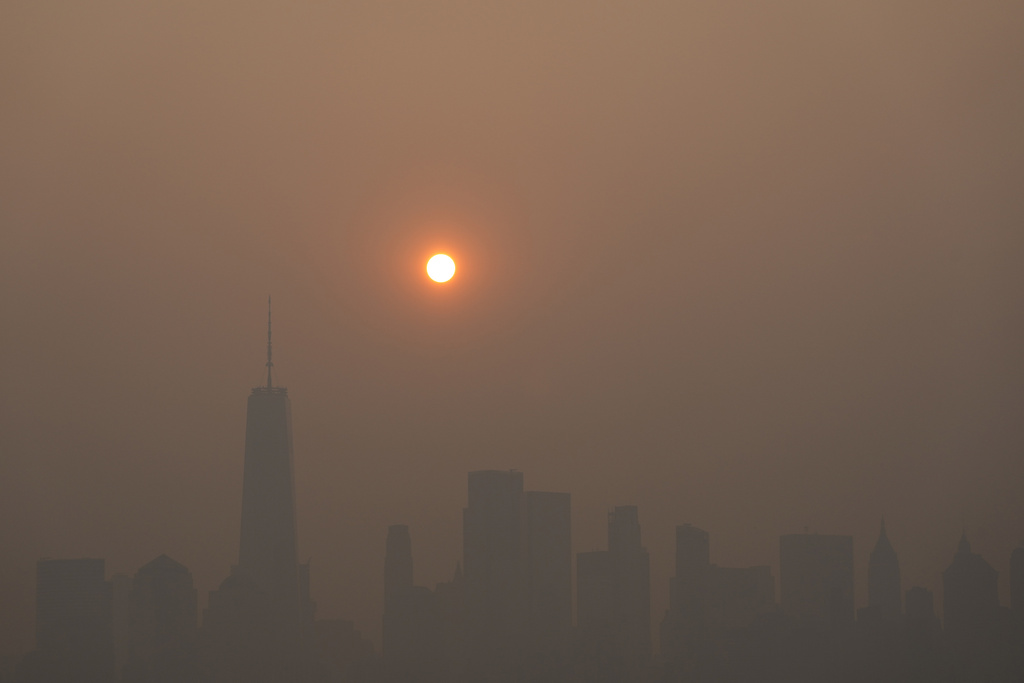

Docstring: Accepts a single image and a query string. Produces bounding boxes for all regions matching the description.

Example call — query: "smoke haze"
[2,0,1023,657]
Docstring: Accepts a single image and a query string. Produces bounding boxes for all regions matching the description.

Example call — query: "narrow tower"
[237,297,299,609]
[867,519,902,620]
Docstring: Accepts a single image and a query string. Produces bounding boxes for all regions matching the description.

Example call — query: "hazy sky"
[2,0,1023,657]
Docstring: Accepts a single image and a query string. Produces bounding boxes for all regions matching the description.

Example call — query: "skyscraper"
[382,525,444,682]
[660,524,775,672]
[607,506,652,666]
[525,491,572,661]
[866,520,901,621]
[462,470,526,678]
[779,533,854,628]
[576,506,651,682]
[203,302,311,682]
[942,533,999,635]
[237,300,299,610]
[384,525,413,607]
[666,524,711,635]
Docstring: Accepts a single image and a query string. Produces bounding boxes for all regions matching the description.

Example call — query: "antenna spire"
[266,296,273,389]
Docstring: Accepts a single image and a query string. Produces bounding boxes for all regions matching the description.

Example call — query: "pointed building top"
[871,518,896,561]
[958,531,971,555]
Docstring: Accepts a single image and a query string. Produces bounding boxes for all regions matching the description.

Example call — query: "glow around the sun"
[426,254,456,283]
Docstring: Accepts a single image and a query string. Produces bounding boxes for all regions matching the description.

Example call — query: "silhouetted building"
[660,524,711,658]
[203,303,315,682]
[237,317,299,613]
[524,491,572,667]
[462,469,527,678]
[860,520,901,622]
[431,564,467,682]
[111,573,133,681]
[576,550,615,680]
[607,506,652,667]
[905,586,935,622]
[382,525,445,682]
[675,524,711,579]
[576,506,651,682]
[384,525,413,607]
[704,565,775,629]
[313,619,375,682]
[780,533,854,628]
[32,558,114,683]
[942,533,999,636]
[1011,543,1024,622]
[124,555,199,681]
[905,586,941,640]
[660,525,775,681]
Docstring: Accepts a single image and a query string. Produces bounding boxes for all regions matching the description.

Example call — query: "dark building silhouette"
[462,469,528,679]
[382,525,445,681]
[237,306,299,612]
[660,524,711,662]
[860,520,901,622]
[430,563,467,682]
[940,535,1019,681]
[382,585,441,682]
[1011,543,1024,623]
[942,533,999,635]
[524,490,572,668]
[576,550,615,678]
[202,302,316,683]
[111,573,133,681]
[779,533,854,628]
[29,558,114,683]
[703,565,775,629]
[659,525,775,682]
[576,506,651,682]
[905,586,942,640]
[123,555,200,682]
[313,619,375,682]
[384,525,413,607]
[905,586,935,621]
[606,506,653,668]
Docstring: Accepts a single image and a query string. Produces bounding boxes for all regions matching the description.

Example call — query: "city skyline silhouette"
[3,1,1023,681]
[5,315,1024,681]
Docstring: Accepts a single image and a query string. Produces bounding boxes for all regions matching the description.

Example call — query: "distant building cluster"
[10,323,1024,682]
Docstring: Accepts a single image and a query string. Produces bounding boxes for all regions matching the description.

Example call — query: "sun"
[426,254,456,283]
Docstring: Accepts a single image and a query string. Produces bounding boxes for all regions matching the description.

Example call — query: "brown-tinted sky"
[2,0,1023,657]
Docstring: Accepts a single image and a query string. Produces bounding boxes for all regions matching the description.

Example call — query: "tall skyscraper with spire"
[204,300,311,682]
[237,298,300,610]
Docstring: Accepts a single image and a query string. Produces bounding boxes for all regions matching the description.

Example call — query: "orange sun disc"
[426,254,456,282]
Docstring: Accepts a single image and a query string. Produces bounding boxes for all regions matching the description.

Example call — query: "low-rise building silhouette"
[29,558,114,683]
[123,555,200,682]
